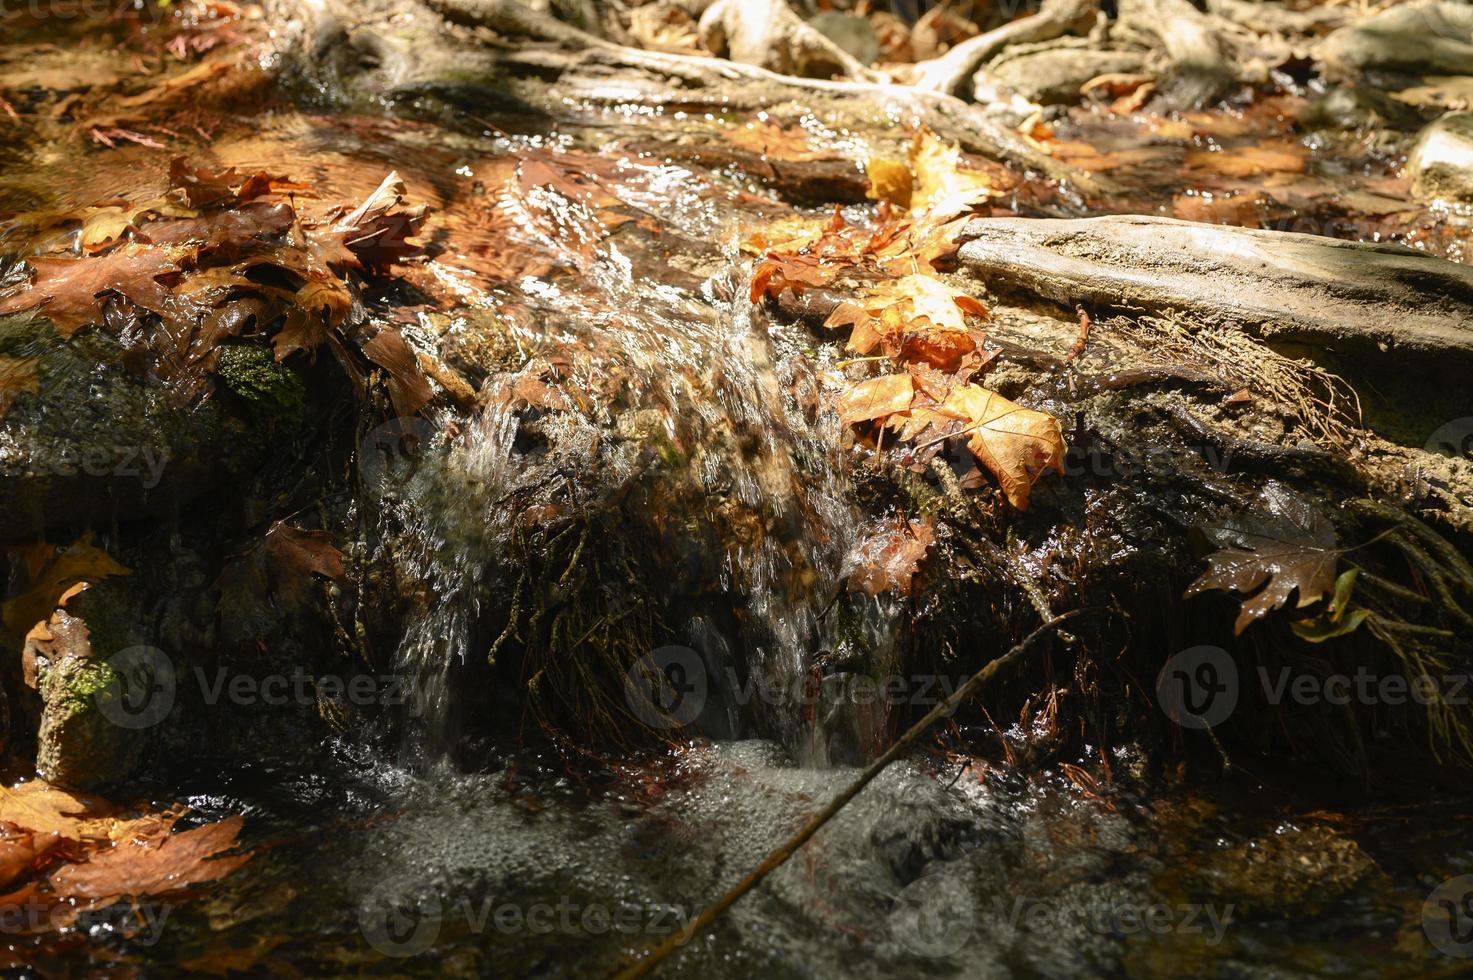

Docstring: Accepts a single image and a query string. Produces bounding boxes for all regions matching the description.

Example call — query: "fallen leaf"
[937,385,1066,510]
[838,374,914,426]
[1183,140,1305,178]
[865,158,913,208]
[0,247,182,337]
[909,127,994,220]
[362,327,434,416]
[846,519,935,596]
[0,782,167,844]
[3,534,131,635]
[0,356,40,421]
[1185,483,1339,634]
[49,815,250,902]
[724,121,828,162]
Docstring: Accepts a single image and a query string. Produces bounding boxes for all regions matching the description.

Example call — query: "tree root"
[909,0,1102,97]
[1115,0,1235,110]
[955,215,1473,430]
[697,0,878,81]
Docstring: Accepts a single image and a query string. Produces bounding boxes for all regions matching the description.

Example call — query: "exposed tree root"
[910,0,1102,96]
[1116,0,1235,110]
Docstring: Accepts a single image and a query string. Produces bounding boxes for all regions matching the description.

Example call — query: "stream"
[4,5,1473,977]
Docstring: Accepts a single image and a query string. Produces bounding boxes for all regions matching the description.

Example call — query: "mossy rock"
[34,618,147,791]
[0,321,298,540]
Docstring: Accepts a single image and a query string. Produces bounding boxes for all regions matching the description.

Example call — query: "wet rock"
[806,12,880,67]
[33,611,144,790]
[1178,823,1376,916]
[1409,112,1473,204]
[0,318,299,541]
[989,48,1148,105]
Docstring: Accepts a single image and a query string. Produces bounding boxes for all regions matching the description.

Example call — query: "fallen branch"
[955,215,1473,413]
[608,610,1093,980]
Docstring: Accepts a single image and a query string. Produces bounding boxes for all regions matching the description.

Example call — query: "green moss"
[216,342,307,429]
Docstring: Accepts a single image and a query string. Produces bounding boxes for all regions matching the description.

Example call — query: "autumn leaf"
[0,781,168,844]
[1185,484,1339,635]
[838,373,914,426]
[0,356,40,421]
[0,826,61,892]
[3,533,131,635]
[936,385,1066,510]
[724,120,828,162]
[846,518,935,596]
[49,814,250,903]
[908,127,995,221]
[750,252,837,302]
[362,327,434,417]
[0,246,182,337]
[865,158,913,209]
[1183,140,1306,178]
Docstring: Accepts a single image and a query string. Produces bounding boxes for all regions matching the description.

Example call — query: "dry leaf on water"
[49,815,251,903]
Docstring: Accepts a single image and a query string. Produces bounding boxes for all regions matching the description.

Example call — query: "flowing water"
[5,9,1473,977]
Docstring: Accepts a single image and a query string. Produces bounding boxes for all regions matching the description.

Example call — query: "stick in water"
[609,610,1094,980]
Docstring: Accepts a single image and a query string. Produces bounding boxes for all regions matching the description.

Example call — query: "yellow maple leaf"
[908,127,995,221]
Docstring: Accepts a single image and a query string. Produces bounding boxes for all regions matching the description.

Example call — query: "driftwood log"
[956,215,1473,434]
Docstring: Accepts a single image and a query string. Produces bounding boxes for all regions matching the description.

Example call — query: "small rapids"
[361,131,869,760]
[6,10,1473,976]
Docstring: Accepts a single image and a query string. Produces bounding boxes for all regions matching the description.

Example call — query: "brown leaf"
[262,523,344,615]
[909,127,994,221]
[838,374,914,426]
[49,815,250,902]
[0,826,61,891]
[3,534,131,635]
[847,519,935,596]
[1183,140,1306,178]
[724,121,828,162]
[1185,485,1339,635]
[362,327,434,417]
[0,247,181,337]
[142,201,294,256]
[938,385,1066,510]
[0,356,40,421]
[0,781,167,844]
